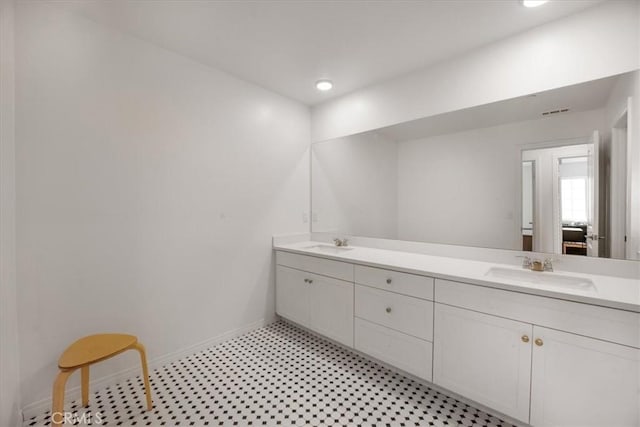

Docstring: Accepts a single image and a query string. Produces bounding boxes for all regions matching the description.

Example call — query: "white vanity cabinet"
[275,252,354,347]
[307,272,354,347]
[354,265,434,381]
[274,247,640,426]
[275,264,312,327]
[434,278,640,426]
[433,303,533,422]
[529,326,640,427]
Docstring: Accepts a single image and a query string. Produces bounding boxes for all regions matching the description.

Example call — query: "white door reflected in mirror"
[522,137,605,258]
[585,131,600,257]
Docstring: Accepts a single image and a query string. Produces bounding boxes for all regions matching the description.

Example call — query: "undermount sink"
[303,244,354,254]
[485,267,596,291]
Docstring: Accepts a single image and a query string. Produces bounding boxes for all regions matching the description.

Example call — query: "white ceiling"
[375,73,621,142]
[56,0,602,105]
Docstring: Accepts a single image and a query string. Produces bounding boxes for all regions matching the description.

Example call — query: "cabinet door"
[308,273,354,347]
[530,326,640,427]
[433,303,532,423]
[275,265,310,328]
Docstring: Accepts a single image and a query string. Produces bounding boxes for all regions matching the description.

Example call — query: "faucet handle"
[516,255,532,269]
[333,237,349,247]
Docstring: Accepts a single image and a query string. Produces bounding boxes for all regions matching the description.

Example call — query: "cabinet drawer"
[355,318,432,381]
[276,251,354,282]
[355,285,433,341]
[435,279,640,348]
[355,265,433,300]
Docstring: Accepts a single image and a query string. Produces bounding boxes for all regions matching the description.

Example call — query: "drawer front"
[276,251,354,282]
[355,284,433,341]
[355,318,433,381]
[355,265,434,300]
[435,279,640,348]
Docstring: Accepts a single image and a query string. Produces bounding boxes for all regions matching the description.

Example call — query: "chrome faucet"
[333,238,349,247]
[516,255,554,272]
[517,256,532,269]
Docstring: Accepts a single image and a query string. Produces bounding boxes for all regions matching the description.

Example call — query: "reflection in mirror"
[522,140,597,257]
[521,161,534,251]
[312,71,639,261]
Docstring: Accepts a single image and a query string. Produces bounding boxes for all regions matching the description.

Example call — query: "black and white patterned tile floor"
[26,321,513,426]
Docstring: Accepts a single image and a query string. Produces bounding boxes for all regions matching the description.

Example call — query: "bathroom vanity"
[273,241,640,427]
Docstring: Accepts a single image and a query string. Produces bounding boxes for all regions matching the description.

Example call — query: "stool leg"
[81,366,90,407]
[132,342,153,410]
[51,369,73,427]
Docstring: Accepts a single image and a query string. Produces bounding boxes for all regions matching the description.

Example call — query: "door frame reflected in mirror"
[520,130,616,259]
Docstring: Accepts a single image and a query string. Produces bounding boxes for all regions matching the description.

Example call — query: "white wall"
[0,0,21,425]
[397,109,605,251]
[15,2,310,409]
[604,70,640,260]
[311,0,640,142]
[312,132,397,239]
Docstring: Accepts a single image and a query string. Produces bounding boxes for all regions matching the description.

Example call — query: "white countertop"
[274,241,640,313]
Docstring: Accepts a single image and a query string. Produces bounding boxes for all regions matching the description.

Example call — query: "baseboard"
[21,318,273,421]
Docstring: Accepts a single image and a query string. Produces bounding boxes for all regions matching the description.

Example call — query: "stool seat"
[58,334,137,369]
[51,333,152,426]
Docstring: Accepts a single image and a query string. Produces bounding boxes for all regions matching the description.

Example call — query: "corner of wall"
[1,0,22,425]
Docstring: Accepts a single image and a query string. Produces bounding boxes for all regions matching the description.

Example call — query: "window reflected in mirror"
[559,157,589,256]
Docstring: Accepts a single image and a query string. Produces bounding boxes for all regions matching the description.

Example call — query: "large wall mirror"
[311,70,639,261]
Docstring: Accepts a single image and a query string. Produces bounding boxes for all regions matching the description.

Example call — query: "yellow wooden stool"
[51,334,152,426]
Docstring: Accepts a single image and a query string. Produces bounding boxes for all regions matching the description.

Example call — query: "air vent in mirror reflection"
[541,108,570,116]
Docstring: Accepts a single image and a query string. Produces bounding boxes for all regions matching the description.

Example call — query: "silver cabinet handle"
[385,307,392,313]
[386,278,392,284]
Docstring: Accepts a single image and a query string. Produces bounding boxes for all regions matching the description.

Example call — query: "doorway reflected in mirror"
[521,133,609,258]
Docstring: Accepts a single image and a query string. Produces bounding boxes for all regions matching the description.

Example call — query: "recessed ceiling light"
[316,80,333,91]
[522,0,549,7]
